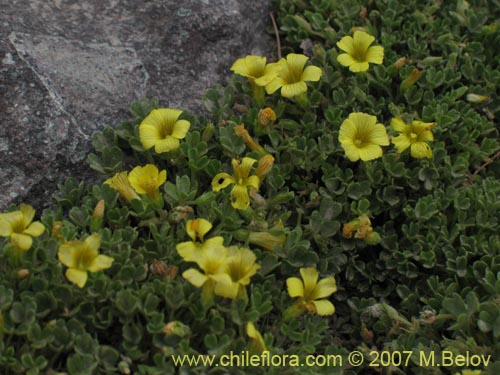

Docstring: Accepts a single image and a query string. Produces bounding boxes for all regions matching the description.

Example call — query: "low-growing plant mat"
[1,0,499,374]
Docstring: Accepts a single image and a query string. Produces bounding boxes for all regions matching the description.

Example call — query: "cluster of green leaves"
[1,0,500,374]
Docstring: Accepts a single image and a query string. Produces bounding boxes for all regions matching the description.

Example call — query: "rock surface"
[0,0,274,210]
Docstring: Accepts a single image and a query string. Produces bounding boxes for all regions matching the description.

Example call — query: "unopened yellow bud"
[254,155,274,179]
[17,269,30,278]
[163,321,191,337]
[342,220,359,238]
[400,68,421,93]
[202,122,215,142]
[91,200,105,231]
[393,57,407,70]
[258,107,277,127]
[466,93,490,104]
[51,221,64,241]
[248,230,286,252]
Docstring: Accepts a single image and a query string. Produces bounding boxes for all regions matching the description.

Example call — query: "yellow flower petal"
[342,144,362,162]
[58,242,79,268]
[370,124,390,146]
[390,118,408,133]
[311,299,335,316]
[186,218,213,242]
[87,254,114,272]
[84,233,101,253]
[366,46,384,64]
[281,81,308,98]
[139,124,161,150]
[231,55,266,78]
[182,268,209,288]
[265,77,285,94]
[23,222,45,237]
[336,35,354,54]
[358,144,383,161]
[338,118,358,144]
[310,276,337,300]
[286,277,304,298]
[66,268,88,288]
[286,53,309,74]
[234,157,257,179]
[353,31,375,52]
[349,61,370,72]
[337,53,356,68]
[301,65,322,82]
[0,211,23,234]
[19,204,36,227]
[230,185,251,210]
[300,267,320,296]
[0,219,12,236]
[212,173,235,192]
[176,241,202,262]
[154,137,180,153]
[213,275,239,299]
[156,108,183,126]
[11,233,33,251]
[411,142,433,159]
[392,134,412,153]
[246,175,260,191]
[171,119,191,139]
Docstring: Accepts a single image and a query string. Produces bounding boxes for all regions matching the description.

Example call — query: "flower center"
[159,122,173,139]
[410,132,418,141]
[353,45,367,62]
[74,247,95,270]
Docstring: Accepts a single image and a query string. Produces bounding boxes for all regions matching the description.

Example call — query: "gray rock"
[0,0,275,211]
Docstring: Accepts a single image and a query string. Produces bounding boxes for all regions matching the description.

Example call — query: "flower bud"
[393,57,407,70]
[202,122,215,142]
[248,230,286,252]
[254,155,274,179]
[400,68,421,93]
[17,268,30,279]
[466,93,491,104]
[163,321,191,337]
[91,199,105,231]
[150,260,178,280]
[258,107,277,127]
[51,221,64,241]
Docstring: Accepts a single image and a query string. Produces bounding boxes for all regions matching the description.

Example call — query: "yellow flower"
[128,164,167,197]
[58,233,114,288]
[339,112,389,162]
[212,246,260,299]
[176,219,224,263]
[231,55,281,87]
[182,244,232,299]
[391,118,436,159]
[286,267,337,316]
[139,108,190,153]
[105,171,140,202]
[247,322,268,353]
[265,53,322,98]
[337,31,384,73]
[0,204,45,252]
[212,157,260,210]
